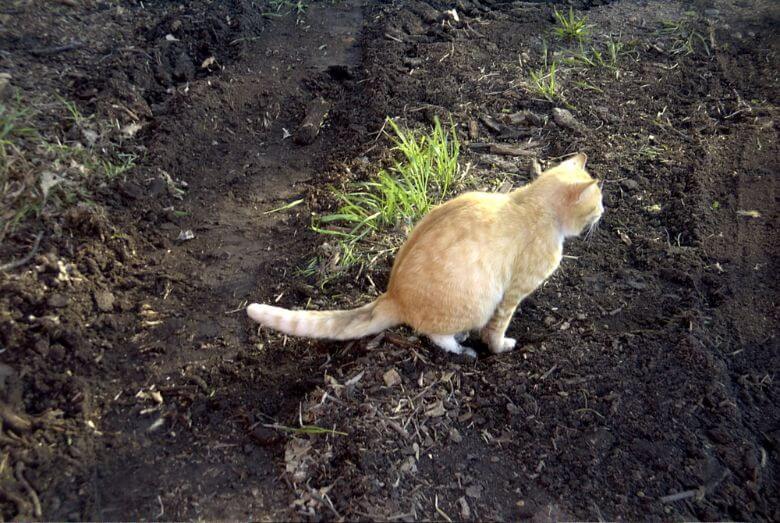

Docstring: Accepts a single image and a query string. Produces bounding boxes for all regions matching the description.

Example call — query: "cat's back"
[387,191,518,331]
[408,191,508,237]
[391,191,507,269]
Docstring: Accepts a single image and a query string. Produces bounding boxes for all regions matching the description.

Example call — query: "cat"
[247,153,603,358]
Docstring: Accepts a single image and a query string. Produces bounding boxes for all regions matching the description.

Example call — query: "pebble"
[47,293,69,308]
[93,289,115,312]
[383,368,402,387]
[621,179,640,191]
[552,107,584,132]
[458,497,471,519]
[466,484,483,499]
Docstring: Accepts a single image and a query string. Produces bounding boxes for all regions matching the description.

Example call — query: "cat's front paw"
[490,337,517,354]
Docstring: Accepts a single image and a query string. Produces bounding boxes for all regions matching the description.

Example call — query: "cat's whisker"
[585,219,599,242]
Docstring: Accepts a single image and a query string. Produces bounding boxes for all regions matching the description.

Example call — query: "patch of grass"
[1,96,137,243]
[101,153,137,180]
[315,118,459,241]
[573,80,603,93]
[0,102,34,173]
[638,142,672,164]
[311,117,460,274]
[565,38,633,70]
[264,0,307,17]
[57,95,92,126]
[553,7,589,43]
[264,198,304,215]
[529,60,562,103]
[658,16,709,56]
[264,423,347,436]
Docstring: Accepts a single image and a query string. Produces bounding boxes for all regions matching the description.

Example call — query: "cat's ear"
[568,180,599,204]
[562,152,588,170]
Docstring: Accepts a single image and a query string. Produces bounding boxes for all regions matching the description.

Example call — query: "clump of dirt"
[1,0,778,520]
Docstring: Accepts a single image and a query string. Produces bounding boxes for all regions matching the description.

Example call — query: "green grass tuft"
[553,7,589,43]
[658,16,709,56]
[311,117,460,275]
[529,61,562,103]
[315,117,459,240]
[1,97,137,243]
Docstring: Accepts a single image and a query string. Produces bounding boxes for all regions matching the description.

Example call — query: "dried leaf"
[40,171,64,200]
[121,121,143,137]
[177,229,195,241]
[425,400,446,418]
[150,391,163,404]
[345,370,364,387]
[284,438,312,483]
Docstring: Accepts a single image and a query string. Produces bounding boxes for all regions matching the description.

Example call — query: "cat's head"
[543,153,604,238]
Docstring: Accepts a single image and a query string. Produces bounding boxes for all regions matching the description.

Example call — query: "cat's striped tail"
[246,294,400,340]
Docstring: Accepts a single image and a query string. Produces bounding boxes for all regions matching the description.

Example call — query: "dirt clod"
[383,368,402,387]
[552,107,584,133]
[93,290,115,312]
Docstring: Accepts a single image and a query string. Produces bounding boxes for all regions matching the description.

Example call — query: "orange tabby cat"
[248,153,603,357]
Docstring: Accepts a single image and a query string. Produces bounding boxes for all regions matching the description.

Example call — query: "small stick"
[30,41,84,57]
[660,487,704,503]
[434,495,452,523]
[0,232,43,272]
[540,364,558,380]
[15,463,42,518]
[384,332,420,349]
[0,402,32,432]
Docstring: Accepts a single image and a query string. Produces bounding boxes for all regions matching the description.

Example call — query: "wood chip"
[479,114,503,133]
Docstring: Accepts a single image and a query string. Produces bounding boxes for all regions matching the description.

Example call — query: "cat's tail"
[246,294,400,340]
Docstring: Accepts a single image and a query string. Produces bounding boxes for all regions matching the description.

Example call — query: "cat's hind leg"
[454,332,470,343]
[480,288,529,354]
[428,334,477,358]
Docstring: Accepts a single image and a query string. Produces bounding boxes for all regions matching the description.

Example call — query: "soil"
[1,0,778,520]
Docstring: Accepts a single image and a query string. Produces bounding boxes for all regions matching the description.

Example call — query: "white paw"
[491,337,516,354]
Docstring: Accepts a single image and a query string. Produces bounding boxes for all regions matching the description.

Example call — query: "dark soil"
[1,0,778,520]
